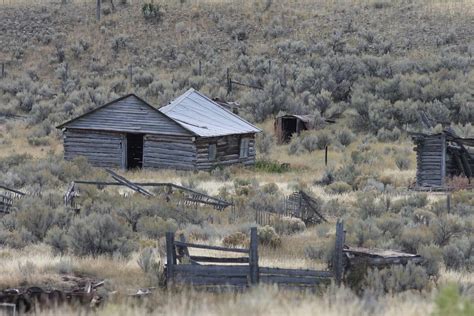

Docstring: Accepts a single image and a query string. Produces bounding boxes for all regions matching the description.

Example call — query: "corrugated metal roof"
[159,88,261,137]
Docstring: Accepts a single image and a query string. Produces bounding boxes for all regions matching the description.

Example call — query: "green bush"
[136,216,178,240]
[255,159,290,173]
[258,225,281,248]
[363,262,429,296]
[325,181,352,194]
[400,227,433,253]
[337,128,354,147]
[142,3,163,22]
[67,214,135,257]
[442,244,465,271]
[433,283,474,316]
[273,217,306,235]
[222,232,249,248]
[45,226,68,255]
[395,155,410,170]
[301,134,319,152]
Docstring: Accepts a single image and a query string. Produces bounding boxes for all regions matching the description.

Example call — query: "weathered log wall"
[64,129,257,171]
[63,129,123,168]
[143,135,196,170]
[414,134,445,187]
[195,134,256,170]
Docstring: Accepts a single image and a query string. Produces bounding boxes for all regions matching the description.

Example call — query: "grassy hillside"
[0,1,473,315]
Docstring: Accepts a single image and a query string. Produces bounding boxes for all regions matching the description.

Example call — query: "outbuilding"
[57,88,261,170]
[411,129,473,189]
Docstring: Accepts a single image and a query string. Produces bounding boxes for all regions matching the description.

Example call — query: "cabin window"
[208,144,217,161]
[240,138,250,158]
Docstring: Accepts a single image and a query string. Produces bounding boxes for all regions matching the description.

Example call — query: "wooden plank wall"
[195,134,256,170]
[143,135,196,170]
[415,134,445,187]
[62,95,190,136]
[63,129,123,168]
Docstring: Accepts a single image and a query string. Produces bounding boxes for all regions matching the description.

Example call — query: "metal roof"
[159,88,261,137]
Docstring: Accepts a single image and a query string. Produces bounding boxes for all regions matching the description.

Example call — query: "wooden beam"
[105,169,154,197]
[166,232,175,287]
[334,220,344,286]
[249,227,259,285]
[174,241,249,254]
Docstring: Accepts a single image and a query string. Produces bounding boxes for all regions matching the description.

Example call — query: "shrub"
[137,216,178,239]
[45,226,68,255]
[337,129,354,147]
[430,214,464,246]
[376,127,401,142]
[301,134,319,152]
[255,159,290,173]
[433,283,474,316]
[287,136,304,155]
[137,248,165,286]
[256,131,274,156]
[67,214,135,257]
[356,193,386,219]
[395,155,410,170]
[325,181,352,194]
[363,262,429,296]
[142,3,163,22]
[400,227,433,253]
[258,225,281,248]
[349,219,382,248]
[273,217,306,235]
[316,131,332,150]
[376,214,402,237]
[222,232,249,248]
[443,244,464,271]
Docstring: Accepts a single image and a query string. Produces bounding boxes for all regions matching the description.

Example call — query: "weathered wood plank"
[174,241,249,254]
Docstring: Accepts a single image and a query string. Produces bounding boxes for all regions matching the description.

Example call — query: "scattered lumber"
[69,173,233,210]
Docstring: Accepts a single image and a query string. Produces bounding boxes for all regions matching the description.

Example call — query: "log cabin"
[57,88,261,170]
[411,129,474,189]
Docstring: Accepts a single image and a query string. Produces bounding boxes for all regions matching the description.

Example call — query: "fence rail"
[165,222,345,289]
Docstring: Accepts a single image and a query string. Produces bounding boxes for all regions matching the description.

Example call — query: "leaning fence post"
[334,220,344,286]
[249,227,259,285]
[446,193,451,213]
[166,231,175,287]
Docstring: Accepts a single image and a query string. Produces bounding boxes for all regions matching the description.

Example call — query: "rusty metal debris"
[0,279,104,313]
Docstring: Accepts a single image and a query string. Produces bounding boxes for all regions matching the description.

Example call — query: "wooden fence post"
[166,231,175,287]
[1,63,4,78]
[226,68,232,94]
[96,0,101,21]
[446,193,451,213]
[334,220,344,286]
[325,146,328,166]
[198,60,202,76]
[249,227,259,285]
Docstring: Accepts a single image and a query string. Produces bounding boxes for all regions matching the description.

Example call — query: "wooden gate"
[165,221,345,288]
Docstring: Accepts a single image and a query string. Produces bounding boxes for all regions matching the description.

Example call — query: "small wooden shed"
[274,114,314,144]
[57,88,261,170]
[274,114,336,144]
[411,130,474,189]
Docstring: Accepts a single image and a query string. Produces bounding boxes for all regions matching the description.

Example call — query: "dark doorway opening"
[282,118,298,142]
[127,134,144,169]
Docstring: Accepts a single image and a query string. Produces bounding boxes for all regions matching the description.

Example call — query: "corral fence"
[165,221,344,289]
[0,185,25,214]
